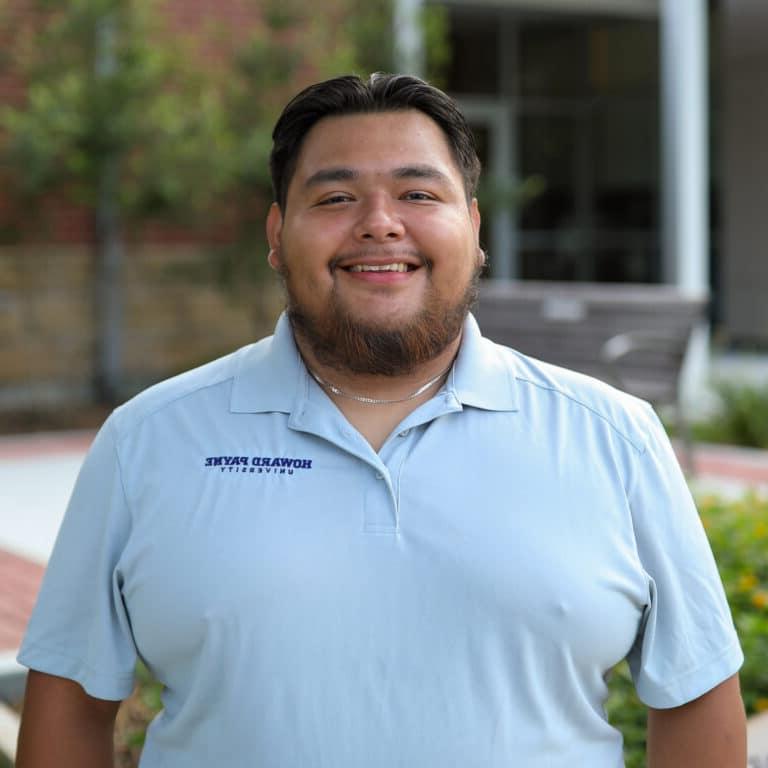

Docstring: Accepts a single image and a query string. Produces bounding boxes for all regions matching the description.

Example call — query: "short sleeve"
[17,417,137,700]
[626,404,743,708]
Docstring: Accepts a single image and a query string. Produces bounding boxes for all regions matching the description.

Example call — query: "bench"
[474,280,708,470]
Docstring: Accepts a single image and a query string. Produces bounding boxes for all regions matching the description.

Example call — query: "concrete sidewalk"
[0,430,96,706]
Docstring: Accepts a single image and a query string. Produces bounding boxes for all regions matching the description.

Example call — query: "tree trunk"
[93,13,123,405]
[93,154,123,405]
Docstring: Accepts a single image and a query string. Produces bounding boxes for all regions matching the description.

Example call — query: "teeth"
[348,263,410,273]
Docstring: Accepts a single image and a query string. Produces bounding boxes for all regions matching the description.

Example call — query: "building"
[399,0,768,350]
[1,0,766,415]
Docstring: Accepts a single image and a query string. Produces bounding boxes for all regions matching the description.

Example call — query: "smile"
[346,263,414,273]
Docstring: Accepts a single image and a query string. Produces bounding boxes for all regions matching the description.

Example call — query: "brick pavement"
[0,430,94,657]
[0,550,43,654]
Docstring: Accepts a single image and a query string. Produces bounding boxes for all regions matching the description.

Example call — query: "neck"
[295,333,462,405]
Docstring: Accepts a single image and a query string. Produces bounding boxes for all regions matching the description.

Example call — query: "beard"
[281,263,481,376]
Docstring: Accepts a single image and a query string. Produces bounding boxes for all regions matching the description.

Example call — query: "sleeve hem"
[636,639,744,709]
[17,641,136,702]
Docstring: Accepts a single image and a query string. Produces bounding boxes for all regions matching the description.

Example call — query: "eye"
[402,191,436,202]
[316,193,354,206]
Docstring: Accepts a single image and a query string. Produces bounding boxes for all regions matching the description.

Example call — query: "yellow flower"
[757,698,768,713]
[739,573,759,591]
[754,521,768,539]
[751,591,768,609]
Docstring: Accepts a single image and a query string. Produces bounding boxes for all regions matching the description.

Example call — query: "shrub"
[700,493,768,714]
[693,381,768,449]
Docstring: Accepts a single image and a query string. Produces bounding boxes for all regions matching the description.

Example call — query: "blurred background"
[3,4,768,765]
[0,0,765,427]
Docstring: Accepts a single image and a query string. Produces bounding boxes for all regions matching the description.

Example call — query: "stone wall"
[0,245,283,413]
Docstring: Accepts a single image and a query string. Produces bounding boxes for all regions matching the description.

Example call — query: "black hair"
[269,72,481,210]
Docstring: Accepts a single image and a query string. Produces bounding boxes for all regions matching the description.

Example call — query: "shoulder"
[490,339,659,455]
[108,337,271,442]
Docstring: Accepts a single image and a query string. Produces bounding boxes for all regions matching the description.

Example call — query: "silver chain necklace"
[308,364,452,405]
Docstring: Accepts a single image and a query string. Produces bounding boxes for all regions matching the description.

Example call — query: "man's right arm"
[15,669,122,768]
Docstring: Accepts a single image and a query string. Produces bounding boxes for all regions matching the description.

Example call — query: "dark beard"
[283,268,480,376]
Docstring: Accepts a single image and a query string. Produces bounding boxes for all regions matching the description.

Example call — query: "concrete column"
[661,0,708,293]
[660,0,710,410]
[394,0,425,77]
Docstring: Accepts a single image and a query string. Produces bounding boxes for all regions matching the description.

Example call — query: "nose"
[354,195,405,242]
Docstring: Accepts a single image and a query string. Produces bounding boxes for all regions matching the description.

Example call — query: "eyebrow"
[303,164,451,188]
[391,165,451,185]
[304,168,359,187]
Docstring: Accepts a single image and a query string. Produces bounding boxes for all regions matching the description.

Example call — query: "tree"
[0,0,449,404]
[0,0,231,402]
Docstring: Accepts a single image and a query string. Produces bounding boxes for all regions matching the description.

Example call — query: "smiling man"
[17,74,745,767]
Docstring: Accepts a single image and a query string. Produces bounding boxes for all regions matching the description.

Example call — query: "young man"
[17,73,745,767]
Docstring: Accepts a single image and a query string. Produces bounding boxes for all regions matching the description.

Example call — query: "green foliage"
[605,492,768,765]
[0,0,231,222]
[421,3,451,86]
[1,0,451,248]
[605,661,646,768]
[693,381,768,449]
[700,493,768,714]
[344,0,395,74]
[477,174,547,219]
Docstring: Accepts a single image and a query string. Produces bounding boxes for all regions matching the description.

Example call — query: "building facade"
[402,0,767,349]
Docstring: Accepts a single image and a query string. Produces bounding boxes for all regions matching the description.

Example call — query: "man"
[17,73,745,767]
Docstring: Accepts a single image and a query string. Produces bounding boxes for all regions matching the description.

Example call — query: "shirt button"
[398,429,410,437]
[375,472,384,480]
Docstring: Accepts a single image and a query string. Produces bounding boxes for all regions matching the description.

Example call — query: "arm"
[647,674,746,768]
[16,669,122,768]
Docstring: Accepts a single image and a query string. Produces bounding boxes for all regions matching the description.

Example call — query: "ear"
[266,203,283,272]
[469,197,481,246]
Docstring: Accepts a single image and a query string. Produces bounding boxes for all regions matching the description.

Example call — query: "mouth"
[345,263,415,273]
[333,253,425,276]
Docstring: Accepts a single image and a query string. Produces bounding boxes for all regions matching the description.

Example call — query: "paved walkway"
[1,430,767,665]
[0,431,95,678]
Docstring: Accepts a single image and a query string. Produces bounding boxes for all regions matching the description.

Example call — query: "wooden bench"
[474,280,708,469]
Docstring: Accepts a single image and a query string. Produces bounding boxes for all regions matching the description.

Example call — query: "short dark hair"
[269,73,481,210]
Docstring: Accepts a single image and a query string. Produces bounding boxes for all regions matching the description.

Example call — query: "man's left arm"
[646,674,746,767]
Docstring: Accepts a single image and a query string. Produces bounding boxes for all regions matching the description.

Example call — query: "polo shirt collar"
[230,311,519,414]
[448,313,519,412]
[230,312,305,414]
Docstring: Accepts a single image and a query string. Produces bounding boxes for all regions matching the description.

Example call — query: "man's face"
[266,110,482,375]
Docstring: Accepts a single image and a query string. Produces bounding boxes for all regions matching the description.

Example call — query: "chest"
[116,411,648,690]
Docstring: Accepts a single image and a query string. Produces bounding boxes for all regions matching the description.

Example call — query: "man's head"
[269,73,481,213]
[267,74,484,377]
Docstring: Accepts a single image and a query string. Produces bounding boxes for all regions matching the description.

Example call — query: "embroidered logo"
[204,455,312,476]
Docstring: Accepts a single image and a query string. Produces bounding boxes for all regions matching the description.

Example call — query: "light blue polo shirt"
[19,313,742,767]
